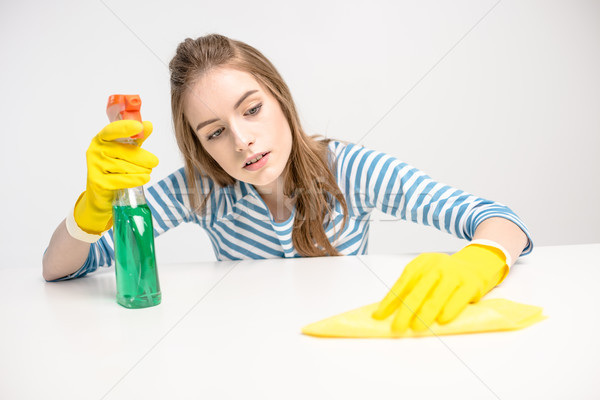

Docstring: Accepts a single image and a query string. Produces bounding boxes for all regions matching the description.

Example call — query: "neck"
[253,177,294,222]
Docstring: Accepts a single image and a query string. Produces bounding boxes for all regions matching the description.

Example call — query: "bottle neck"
[114,187,147,207]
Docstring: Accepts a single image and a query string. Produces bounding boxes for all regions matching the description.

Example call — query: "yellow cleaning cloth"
[302,298,546,338]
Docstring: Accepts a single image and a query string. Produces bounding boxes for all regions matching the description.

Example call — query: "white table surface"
[1,244,599,399]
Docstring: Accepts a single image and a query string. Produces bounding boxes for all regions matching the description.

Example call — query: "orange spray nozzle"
[106,94,143,139]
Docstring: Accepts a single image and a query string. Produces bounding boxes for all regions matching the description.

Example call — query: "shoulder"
[326,140,400,170]
[326,139,354,155]
[326,139,367,163]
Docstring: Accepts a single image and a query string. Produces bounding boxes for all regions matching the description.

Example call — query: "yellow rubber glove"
[73,120,158,234]
[372,244,508,333]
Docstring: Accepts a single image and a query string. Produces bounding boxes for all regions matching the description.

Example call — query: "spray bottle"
[107,94,161,309]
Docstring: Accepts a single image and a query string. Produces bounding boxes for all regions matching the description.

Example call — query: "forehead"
[184,67,261,114]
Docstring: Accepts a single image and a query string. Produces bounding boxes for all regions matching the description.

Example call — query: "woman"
[43,34,531,333]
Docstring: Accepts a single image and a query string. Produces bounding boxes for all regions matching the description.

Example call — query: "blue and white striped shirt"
[58,140,532,280]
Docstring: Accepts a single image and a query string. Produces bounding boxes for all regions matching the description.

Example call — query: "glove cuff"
[465,239,512,268]
[66,203,103,243]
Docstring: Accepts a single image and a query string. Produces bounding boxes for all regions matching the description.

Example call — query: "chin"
[250,175,278,187]
[250,168,284,187]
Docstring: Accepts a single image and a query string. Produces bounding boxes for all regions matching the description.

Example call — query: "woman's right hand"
[73,120,159,235]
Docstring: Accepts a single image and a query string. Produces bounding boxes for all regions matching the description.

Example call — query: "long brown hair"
[169,34,348,257]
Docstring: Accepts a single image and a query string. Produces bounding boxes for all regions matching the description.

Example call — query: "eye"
[245,103,262,116]
[207,127,224,140]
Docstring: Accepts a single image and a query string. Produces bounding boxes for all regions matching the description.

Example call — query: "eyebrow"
[234,90,258,110]
[195,90,259,132]
[196,118,219,132]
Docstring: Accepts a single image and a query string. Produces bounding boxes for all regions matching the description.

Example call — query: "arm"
[42,219,91,281]
[334,142,534,331]
[42,120,158,282]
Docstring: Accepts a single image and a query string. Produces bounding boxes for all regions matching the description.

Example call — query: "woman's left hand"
[371,244,509,332]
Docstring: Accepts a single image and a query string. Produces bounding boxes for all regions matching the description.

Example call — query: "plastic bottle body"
[113,186,161,309]
[107,95,161,309]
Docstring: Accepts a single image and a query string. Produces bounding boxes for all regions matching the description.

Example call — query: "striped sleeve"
[50,168,199,281]
[331,141,533,255]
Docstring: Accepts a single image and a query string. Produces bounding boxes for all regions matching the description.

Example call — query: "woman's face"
[184,67,293,192]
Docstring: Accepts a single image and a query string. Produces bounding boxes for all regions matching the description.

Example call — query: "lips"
[243,151,270,167]
[242,151,271,172]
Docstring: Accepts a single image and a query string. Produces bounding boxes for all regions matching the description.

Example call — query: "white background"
[1,0,598,269]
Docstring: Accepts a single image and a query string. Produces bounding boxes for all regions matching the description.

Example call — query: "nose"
[232,127,255,151]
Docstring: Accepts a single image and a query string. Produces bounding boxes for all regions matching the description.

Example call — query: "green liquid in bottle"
[113,203,161,309]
